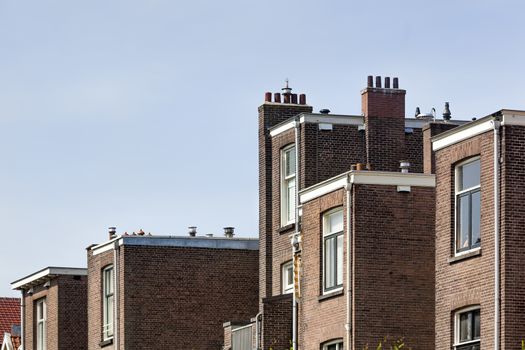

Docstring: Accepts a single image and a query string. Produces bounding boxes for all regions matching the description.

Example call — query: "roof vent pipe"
[400,161,410,173]
[224,227,235,238]
[188,226,197,237]
[319,109,330,114]
[108,227,117,240]
[443,102,452,121]
[206,233,214,237]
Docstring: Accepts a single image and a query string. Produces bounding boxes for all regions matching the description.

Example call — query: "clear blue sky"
[1,0,524,296]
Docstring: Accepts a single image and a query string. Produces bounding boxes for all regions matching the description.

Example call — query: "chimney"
[362,75,406,172]
[188,226,197,237]
[223,227,235,238]
[108,227,117,240]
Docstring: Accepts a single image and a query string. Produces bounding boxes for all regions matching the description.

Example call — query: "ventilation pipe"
[224,227,235,238]
[492,117,501,350]
[188,226,197,237]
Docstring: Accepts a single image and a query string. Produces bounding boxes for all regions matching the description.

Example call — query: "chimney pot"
[299,94,306,105]
[188,226,197,237]
[264,92,272,102]
[385,77,390,89]
[442,102,452,121]
[108,227,117,240]
[393,77,399,89]
[274,93,281,103]
[375,76,382,88]
[367,75,373,87]
[223,227,235,238]
[291,94,298,104]
[283,94,291,103]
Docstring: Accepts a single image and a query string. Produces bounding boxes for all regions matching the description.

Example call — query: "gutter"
[113,240,120,350]
[344,179,353,350]
[292,117,300,350]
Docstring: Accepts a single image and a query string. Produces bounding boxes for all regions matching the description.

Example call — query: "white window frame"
[454,157,481,256]
[453,306,480,350]
[282,260,293,294]
[36,298,46,350]
[102,265,114,340]
[322,208,344,294]
[281,144,296,227]
[322,339,344,350]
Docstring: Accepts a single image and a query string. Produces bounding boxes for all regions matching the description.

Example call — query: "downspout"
[113,240,120,350]
[20,291,24,350]
[492,118,501,350]
[344,178,353,350]
[292,117,300,350]
[255,312,262,350]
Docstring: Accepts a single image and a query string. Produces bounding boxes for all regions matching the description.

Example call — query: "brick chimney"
[362,75,406,172]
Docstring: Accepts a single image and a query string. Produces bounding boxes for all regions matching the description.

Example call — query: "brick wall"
[87,243,258,350]
[434,131,495,350]
[262,294,293,350]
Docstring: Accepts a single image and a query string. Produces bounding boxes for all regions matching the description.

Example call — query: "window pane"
[473,309,480,339]
[285,147,296,177]
[459,159,480,190]
[458,195,470,250]
[287,264,293,286]
[337,234,343,286]
[459,312,471,342]
[287,178,295,222]
[325,237,335,289]
[471,191,481,247]
[107,295,114,336]
[329,211,343,234]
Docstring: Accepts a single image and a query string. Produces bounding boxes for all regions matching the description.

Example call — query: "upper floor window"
[322,339,344,350]
[282,260,293,294]
[36,298,46,350]
[455,158,481,254]
[102,266,114,340]
[454,307,480,350]
[323,209,343,293]
[281,144,296,226]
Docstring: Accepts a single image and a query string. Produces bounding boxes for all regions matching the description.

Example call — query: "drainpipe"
[292,117,300,350]
[344,178,353,350]
[255,312,262,350]
[20,291,24,350]
[113,240,120,350]
[492,117,501,350]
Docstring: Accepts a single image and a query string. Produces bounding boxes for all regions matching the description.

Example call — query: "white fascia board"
[405,119,428,128]
[349,171,435,187]
[300,171,435,203]
[432,119,493,151]
[501,111,525,126]
[300,174,348,204]
[11,267,87,290]
[269,114,363,137]
[269,121,296,137]
[91,237,121,256]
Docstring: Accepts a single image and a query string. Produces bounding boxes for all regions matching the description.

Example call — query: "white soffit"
[11,267,87,290]
[300,171,435,203]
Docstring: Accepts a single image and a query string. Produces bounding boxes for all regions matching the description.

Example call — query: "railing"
[231,323,253,350]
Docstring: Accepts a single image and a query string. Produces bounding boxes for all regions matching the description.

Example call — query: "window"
[102,266,114,340]
[322,339,343,350]
[454,307,480,350]
[281,144,296,226]
[282,261,293,294]
[36,298,46,350]
[455,158,481,253]
[323,209,344,293]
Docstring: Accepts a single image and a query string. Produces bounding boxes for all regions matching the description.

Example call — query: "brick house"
[432,110,525,350]
[11,267,88,350]
[86,229,258,350]
[244,76,467,350]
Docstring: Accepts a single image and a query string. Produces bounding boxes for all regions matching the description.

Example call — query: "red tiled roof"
[0,298,20,340]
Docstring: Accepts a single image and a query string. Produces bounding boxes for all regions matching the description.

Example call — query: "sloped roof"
[0,298,20,340]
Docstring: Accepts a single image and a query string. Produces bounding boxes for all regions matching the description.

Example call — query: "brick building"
[248,76,467,350]
[11,267,88,350]
[432,110,525,350]
[86,229,258,350]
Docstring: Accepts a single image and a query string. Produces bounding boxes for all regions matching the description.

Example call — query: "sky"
[1,0,524,296]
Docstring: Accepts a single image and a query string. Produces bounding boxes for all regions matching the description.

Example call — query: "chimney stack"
[264,80,308,105]
[188,226,197,237]
[223,227,235,238]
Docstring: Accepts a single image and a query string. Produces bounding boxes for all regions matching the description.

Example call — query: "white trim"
[270,121,295,137]
[501,111,525,126]
[453,305,480,348]
[322,339,344,350]
[433,119,493,151]
[300,171,435,204]
[90,237,121,256]
[282,261,293,294]
[11,267,87,290]
[322,208,344,294]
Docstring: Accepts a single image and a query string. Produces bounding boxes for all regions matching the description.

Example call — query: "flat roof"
[11,267,87,290]
[90,235,259,256]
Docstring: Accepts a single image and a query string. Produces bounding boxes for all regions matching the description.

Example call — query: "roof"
[11,267,87,291]
[0,298,20,341]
